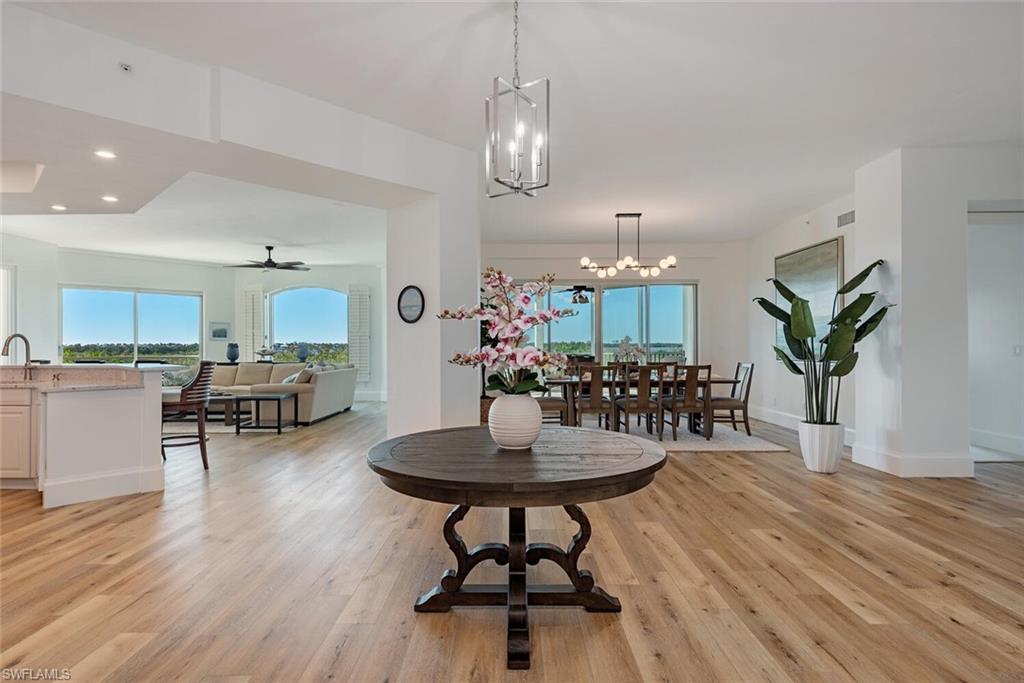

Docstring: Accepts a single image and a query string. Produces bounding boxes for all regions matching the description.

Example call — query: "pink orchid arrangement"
[439,267,575,395]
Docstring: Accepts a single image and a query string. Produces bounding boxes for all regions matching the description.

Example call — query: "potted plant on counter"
[753,259,893,473]
[441,268,574,450]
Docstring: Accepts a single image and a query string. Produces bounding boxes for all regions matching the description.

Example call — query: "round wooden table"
[367,426,667,670]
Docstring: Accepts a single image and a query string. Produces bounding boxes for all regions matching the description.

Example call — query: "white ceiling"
[21,1,1023,243]
[2,171,387,265]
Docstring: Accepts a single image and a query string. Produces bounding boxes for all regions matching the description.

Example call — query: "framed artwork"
[208,321,232,341]
[774,237,844,347]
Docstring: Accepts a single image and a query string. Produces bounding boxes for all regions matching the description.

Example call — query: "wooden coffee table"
[367,426,666,669]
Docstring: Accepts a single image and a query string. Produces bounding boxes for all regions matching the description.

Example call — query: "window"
[268,287,349,364]
[546,288,595,355]
[61,287,202,364]
[601,286,645,362]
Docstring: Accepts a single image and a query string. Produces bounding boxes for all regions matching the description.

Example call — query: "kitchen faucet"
[1,333,33,380]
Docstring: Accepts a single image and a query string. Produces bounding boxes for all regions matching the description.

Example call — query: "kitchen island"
[0,364,169,508]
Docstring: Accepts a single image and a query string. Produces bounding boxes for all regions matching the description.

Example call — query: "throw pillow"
[296,368,315,383]
[281,372,301,384]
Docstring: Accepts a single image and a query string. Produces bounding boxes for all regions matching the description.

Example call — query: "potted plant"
[753,259,893,473]
[441,268,574,449]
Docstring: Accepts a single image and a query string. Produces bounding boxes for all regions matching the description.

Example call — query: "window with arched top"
[268,287,349,364]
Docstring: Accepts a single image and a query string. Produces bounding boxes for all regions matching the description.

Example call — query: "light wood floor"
[2,404,1023,682]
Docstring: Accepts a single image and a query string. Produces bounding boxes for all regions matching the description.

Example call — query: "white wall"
[234,265,387,402]
[968,223,1024,456]
[853,146,1024,477]
[746,195,857,444]
[482,240,749,375]
[0,233,59,362]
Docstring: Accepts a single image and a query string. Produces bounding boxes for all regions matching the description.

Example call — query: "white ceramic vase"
[488,394,542,450]
[797,422,845,474]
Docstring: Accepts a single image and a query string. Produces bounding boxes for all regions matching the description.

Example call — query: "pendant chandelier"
[579,213,677,279]
[485,0,550,198]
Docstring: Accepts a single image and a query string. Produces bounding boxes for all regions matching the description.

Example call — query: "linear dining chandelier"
[579,213,677,279]
[485,0,550,198]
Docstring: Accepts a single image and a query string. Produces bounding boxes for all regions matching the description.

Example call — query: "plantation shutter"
[240,287,263,362]
[348,285,370,382]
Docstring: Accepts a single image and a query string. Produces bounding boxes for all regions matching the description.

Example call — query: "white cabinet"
[0,404,33,478]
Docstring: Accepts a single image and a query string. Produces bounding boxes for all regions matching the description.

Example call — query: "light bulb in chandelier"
[580,256,591,267]
[659,258,669,269]
[651,267,661,277]
[607,267,618,277]
[640,267,650,278]
[597,269,607,279]
[588,262,598,272]
[616,259,625,270]
[666,255,677,266]
[623,255,634,266]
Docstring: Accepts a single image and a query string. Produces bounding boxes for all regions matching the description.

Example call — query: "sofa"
[210,362,356,425]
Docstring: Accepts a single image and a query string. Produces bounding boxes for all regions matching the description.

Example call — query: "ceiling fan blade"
[224,263,266,268]
[276,261,306,266]
[279,265,311,271]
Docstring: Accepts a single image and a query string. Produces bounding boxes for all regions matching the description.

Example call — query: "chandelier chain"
[512,0,520,87]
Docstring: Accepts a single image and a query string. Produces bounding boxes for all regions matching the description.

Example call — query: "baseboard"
[42,466,164,509]
[749,404,856,446]
[852,443,974,478]
[969,428,1024,457]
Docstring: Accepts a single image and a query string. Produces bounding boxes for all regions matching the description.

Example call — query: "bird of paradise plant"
[440,267,575,395]
[753,259,894,425]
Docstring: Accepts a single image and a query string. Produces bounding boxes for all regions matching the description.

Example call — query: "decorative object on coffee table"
[754,257,893,473]
[367,425,666,670]
[440,268,574,449]
[225,342,240,363]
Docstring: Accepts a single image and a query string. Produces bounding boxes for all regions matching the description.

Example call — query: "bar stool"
[161,361,215,469]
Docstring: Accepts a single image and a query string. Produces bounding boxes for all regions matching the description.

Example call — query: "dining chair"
[711,362,754,435]
[161,361,215,469]
[614,363,668,439]
[661,364,713,440]
[575,364,617,429]
[535,394,570,425]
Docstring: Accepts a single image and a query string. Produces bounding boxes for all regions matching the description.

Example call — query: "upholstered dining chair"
[660,364,713,440]
[711,362,754,435]
[614,363,668,439]
[535,395,570,425]
[575,364,617,429]
[161,361,215,469]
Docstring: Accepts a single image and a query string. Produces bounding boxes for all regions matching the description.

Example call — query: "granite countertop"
[0,382,144,393]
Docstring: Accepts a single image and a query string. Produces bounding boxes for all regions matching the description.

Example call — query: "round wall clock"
[397,285,425,323]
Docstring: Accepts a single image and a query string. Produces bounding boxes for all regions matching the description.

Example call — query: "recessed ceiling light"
[51,204,67,211]
[101,195,119,203]
[94,150,117,159]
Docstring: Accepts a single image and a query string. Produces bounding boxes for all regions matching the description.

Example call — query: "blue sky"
[272,288,347,343]
[62,289,201,344]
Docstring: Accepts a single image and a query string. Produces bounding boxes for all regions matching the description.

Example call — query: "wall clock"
[397,285,425,323]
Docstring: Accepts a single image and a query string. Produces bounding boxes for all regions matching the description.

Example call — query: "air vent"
[837,210,855,228]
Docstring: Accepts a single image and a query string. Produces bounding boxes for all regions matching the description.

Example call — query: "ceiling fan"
[225,245,310,271]
[555,285,594,304]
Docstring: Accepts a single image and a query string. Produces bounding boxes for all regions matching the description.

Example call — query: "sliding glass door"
[597,283,697,363]
[61,287,202,364]
[546,288,595,356]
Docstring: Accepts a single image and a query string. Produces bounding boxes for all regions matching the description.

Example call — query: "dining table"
[545,369,739,436]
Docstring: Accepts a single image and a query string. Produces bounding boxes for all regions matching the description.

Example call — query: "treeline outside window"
[267,287,349,364]
[530,283,697,363]
[61,287,202,364]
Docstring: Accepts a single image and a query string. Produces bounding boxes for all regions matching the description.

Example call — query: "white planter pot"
[488,394,542,450]
[798,422,845,473]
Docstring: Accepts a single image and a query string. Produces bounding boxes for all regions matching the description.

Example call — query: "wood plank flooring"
[2,403,1023,682]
